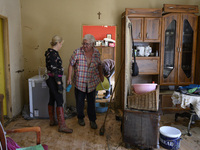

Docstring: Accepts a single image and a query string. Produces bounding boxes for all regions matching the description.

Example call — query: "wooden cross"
[97,11,101,19]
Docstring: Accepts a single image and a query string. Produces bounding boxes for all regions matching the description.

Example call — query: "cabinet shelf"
[164,51,174,53]
[132,57,160,75]
[182,51,192,53]
[182,68,191,71]
[165,34,175,37]
[183,34,193,36]
[134,56,160,59]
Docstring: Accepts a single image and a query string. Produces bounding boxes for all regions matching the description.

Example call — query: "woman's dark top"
[45,48,63,82]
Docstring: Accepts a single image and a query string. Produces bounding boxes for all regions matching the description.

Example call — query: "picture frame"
[107,34,112,39]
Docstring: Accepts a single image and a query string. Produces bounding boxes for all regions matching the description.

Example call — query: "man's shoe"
[78,119,85,126]
[90,121,97,129]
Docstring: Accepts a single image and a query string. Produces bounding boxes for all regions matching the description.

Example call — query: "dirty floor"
[3,110,200,150]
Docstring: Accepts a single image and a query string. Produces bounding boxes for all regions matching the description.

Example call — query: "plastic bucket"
[95,103,108,113]
[96,77,110,91]
[159,126,182,150]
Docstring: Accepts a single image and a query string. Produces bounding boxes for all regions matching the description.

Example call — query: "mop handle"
[102,58,125,125]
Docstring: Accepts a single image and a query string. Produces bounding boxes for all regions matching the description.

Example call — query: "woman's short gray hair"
[83,34,95,45]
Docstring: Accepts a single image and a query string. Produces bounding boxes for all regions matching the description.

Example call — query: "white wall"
[0,0,24,118]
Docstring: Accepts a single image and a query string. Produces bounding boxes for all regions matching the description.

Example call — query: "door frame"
[0,14,12,118]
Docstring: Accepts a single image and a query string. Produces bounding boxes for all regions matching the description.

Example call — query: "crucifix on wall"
[97,11,101,19]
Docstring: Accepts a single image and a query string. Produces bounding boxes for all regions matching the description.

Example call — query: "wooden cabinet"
[195,16,200,84]
[126,8,162,77]
[124,8,162,78]
[160,90,190,113]
[123,110,160,149]
[121,8,162,109]
[125,8,162,42]
[160,13,198,85]
[129,17,161,42]
[134,57,160,75]
[95,46,115,60]
[163,4,198,13]
[121,8,162,148]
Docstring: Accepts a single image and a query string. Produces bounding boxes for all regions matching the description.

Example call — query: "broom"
[99,58,125,136]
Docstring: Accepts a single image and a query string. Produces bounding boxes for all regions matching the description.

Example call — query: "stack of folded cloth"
[176,84,200,95]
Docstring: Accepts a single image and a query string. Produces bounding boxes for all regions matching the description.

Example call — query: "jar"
[105,41,108,46]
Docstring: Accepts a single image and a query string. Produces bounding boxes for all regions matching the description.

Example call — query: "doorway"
[0,15,11,118]
[82,25,116,101]
[0,18,7,115]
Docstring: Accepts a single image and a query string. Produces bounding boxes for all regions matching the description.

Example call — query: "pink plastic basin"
[132,83,157,94]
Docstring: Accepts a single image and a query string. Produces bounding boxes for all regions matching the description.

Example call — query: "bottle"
[105,41,108,46]
[137,50,140,56]
[156,50,158,56]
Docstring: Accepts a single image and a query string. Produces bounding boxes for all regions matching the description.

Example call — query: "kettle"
[144,46,152,57]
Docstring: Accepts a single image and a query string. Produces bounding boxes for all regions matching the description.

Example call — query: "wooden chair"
[0,121,48,150]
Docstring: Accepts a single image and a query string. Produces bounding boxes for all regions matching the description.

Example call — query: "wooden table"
[0,94,4,126]
[172,91,200,136]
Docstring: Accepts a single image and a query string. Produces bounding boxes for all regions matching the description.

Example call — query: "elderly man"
[67,34,104,129]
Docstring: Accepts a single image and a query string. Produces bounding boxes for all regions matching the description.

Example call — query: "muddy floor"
[4,109,200,150]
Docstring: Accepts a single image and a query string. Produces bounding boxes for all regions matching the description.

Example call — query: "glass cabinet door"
[163,20,176,79]
[161,13,197,85]
[178,14,197,85]
[160,14,179,85]
[181,19,193,78]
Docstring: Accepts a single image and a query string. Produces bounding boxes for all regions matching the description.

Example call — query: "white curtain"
[124,16,132,106]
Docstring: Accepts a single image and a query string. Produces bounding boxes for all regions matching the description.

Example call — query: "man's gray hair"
[83,34,96,45]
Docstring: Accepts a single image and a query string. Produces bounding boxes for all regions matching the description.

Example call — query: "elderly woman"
[67,34,104,129]
[45,35,73,133]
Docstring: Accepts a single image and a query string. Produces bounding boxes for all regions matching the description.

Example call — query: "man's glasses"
[82,42,91,46]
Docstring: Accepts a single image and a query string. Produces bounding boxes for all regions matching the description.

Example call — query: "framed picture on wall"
[107,34,112,39]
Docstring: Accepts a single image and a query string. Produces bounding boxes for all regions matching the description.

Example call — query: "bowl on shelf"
[150,53,155,56]
[132,83,157,94]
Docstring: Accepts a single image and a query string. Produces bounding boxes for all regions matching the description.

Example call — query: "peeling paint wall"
[20,0,200,109]
[5,0,200,118]
[0,0,24,117]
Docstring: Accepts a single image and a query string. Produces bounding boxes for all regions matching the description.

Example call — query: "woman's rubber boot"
[48,105,58,126]
[56,107,73,133]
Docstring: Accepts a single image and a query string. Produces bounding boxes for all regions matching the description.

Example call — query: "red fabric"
[6,137,48,150]
[42,144,48,150]
[6,137,21,150]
